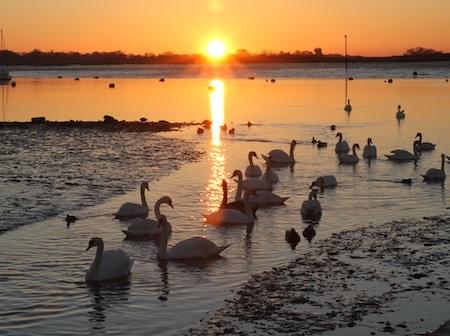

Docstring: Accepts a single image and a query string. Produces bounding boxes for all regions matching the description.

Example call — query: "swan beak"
[85,245,92,251]
[169,203,174,209]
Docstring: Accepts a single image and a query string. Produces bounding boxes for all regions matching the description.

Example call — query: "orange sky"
[1,0,450,56]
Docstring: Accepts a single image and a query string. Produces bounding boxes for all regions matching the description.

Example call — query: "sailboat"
[0,29,12,83]
[343,34,352,112]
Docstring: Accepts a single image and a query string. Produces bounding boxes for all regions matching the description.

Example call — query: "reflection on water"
[1,84,8,121]
[209,79,224,145]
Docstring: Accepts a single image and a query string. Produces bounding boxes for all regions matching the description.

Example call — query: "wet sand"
[188,215,450,335]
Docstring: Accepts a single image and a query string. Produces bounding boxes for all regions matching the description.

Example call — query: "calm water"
[1,71,450,335]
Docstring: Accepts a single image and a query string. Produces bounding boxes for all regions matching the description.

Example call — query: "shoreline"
[188,215,450,335]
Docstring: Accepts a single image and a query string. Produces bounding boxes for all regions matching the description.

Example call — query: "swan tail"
[121,230,129,236]
[281,197,290,204]
[384,155,393,160]
[217,244,232,255]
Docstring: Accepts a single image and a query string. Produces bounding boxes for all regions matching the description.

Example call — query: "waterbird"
[339,143,360,165]
[396,105,405,119]
[313,175,338,190]
[228,128,235,135]
[204,190,255,225]
[262,140,297,164]
[285,228,300,247]
[415,132,436,151]
[344,99,352,112]
[233,169,272,191]
[300,189,322,220]
[108,83,115,88]
[197,127,204,134]
[121,196,174,238]
[157,215,231,260]
[85,237,133,282]
[66,215,78,227]
[220,179,258,218]
[245,151,262,178]
[115,182,149,220]
[302,225,316,243]
[317,141,327,148]
[335,132,350,154]
[330,125,336,131]
[385,141,419,162]
[363,138,377,159]
[422,154,446,182]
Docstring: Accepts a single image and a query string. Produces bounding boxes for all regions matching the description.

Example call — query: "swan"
[314,175,338,190]
[339,143,360,165]
[85,237,133,282]
[385,141,419,162]
[415,132,436,151]
[300,190,322,220]
[344,99,352,112]
[285,228,300,247]
[317,141,327,148]
[157,215,231,260]
[335,132,350,154]
[422,154,446,182]
[232,169,272,191]
[204,190,255,225]
[363,138,377,159]
[245,151,262,178]
[396,105,405,119]
[115,182,149,220]
[122,196,174,238]
[261,160,279,183]
[262,140,296,164]
[219,179,257,218]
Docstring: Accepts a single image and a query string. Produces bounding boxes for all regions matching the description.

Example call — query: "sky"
[1,0,450,56]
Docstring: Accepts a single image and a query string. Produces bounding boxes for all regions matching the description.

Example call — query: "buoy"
[109,83,115,88]
[270,78,276,83]
[159,78,165,82]
[10,81,16,87]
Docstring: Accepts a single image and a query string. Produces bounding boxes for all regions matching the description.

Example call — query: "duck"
[245,151,262,178]
[233,169,272,191]
[115,182,149,220]
[422,154,446,182]
[344,99,352,112]
[317,141,328,148]
[302,225,316,243]
[285,228,300,247]
[157,215,230,260]
[220,179,257,218]
[335,132,350,154]
[197,127,204,134]
[261,160,279,183]
[300,189,322,220]
[204,190,255,225]
[65,214,78,227]
[396,105,405,119]
[363,138,377,159]
[121,196,174,238]
[415,132,436,151]
[339,143,360,165]
[85,237,134,282]
[385,141,420,162]
[262,140,296,164]
[312,137,318,144]
[228,128,235,135]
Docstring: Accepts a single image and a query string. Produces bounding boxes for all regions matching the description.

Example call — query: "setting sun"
[207,40,226,60]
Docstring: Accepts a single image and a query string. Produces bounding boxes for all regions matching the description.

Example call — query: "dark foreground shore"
[188,215,450,335]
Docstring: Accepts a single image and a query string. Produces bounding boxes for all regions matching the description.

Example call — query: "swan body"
[396,105,405,119]
[315,175,338,188]
[344,99,352,112]
[415,132,436,151]
[261,160,279,183]
[158,215,230,260]
[241,177,272,191]
[204,190,255,225]
[335,132,350,154]
[116,182,149,220]
[85,237,133,282]
[385,141,419,162]
[250,190,289,207]
[244,151,262,177]
[300,190,322,219]
[363,138,377,159]
[122,196,174,238]
[422,154,446,182]
[339,143,360,165]
[262,140,296,164]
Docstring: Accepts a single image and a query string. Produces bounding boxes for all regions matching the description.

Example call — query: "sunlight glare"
[207,40,226,60]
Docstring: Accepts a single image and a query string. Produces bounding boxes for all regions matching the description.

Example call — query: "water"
[1,67,450,335]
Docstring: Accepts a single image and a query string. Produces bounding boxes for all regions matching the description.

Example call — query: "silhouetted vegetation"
[1,47,449,65]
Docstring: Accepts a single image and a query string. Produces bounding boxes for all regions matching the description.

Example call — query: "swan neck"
[158,223,169,260]
[140,184,148,209]
[221,183,228,207]
[91,242,104,279]
[235,178,243,201]
[442,157,445,173]
[243,193,253,220]
[248,153,254,166]
[154,198,164,218]
[289,143,295,160]
[338,134,342,143]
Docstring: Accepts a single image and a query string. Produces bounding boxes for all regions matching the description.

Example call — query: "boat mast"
[344,34,348,105]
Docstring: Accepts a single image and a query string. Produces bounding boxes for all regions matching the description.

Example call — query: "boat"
[0,29,12,83]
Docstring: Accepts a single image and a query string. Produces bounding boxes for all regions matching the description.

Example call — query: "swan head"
[291,140,297,147]
[86,237,103,251]
[230,169,243,180]
[415,132,422,139]
[353,143,360,151]
[308,189,318,200]
[159,196,174,208]
[248,151,258,159]
[367,138,372,145]
[142,181,149,191]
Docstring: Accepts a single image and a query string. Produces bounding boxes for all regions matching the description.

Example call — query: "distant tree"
[404,47,443,56]
[314,48,323,56]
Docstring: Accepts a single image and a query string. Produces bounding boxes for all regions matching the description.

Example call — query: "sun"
[207,40,227,60]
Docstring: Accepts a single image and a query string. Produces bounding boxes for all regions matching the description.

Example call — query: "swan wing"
[204,209,252,225]
[167,237,230,259]
[242,179,273,191]
[245,165,262,177]
[251,191,288,206]
[96,250,133,281]
[122,218,163,237]
[116,202,148,219]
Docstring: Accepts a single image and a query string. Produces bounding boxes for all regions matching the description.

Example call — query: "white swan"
[363,137,377,159]
[385,141,419,162]
[232,169,272,191]
[244,151,262,178]
[314,175,338,189]
[115,182,149,220]
[300,190,322,219]
[335,132,350,154]
[396,105,405,119]
[339,143,360,165]
[422,154,446,182]
[204,190,255,225]
[85,237,133,282]
[158,214,231,260]
[262,140,296,164]
[261,160,279,183]
[415,132,436,151]
[344,99,352,112]
[121,196,174,238]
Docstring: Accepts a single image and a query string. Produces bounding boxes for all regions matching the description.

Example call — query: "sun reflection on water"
[206,79,226,212]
